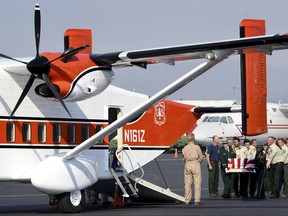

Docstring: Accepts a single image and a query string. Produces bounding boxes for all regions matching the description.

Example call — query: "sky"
[1,0,288,103]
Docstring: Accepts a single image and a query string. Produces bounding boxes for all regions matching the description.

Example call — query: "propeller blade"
[10,75,35,118]
[34,3,41,58]
[42,74,72,117]
[0,53,28,64]
[47,45,90,64]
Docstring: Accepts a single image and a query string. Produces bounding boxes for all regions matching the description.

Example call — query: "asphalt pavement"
[1,154,288,215]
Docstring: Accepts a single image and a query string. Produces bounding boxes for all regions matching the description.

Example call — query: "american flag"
[226,158,256,173]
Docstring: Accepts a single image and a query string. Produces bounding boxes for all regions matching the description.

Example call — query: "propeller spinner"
[0,4,89,118]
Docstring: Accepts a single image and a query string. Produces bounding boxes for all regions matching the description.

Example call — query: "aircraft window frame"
[202,116,209,122]
[38,123,46,143]
[6,122,15,143]
[227,116,234,124]
[67,124,76,144]
[96,125,103,144]
[53,124,62,144]
[22,122,31,143]
[81,124,90,142]
[207,116,220,122]
[220,116,228,124]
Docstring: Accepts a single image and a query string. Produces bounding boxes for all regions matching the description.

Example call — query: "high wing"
[91,33,288,68]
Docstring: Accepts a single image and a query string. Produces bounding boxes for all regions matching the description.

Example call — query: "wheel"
[58,190,85,213]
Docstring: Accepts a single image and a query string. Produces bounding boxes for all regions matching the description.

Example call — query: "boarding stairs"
[110,144,185,204]
[110,144,141,198]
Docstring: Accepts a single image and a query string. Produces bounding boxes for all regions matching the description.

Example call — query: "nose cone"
[192,125,211,147]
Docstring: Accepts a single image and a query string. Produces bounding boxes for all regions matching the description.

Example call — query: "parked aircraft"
[192,102,288,146]
[0,4,287,213]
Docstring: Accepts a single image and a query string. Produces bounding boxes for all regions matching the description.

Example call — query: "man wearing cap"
[218,137,235,199]
[182,132,203,207]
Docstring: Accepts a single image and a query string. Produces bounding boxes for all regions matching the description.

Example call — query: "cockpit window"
[227,116,234,124]
[207,116,220,122]
[220,116,228,124]
[202,116,209,122]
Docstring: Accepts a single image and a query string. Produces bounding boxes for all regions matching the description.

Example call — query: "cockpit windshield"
[203,115,234,124]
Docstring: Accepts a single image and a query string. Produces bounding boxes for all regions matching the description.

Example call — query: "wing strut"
[63,50,233,160]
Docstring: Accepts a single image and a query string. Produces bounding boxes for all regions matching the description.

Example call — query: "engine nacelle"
[35,68,115,102]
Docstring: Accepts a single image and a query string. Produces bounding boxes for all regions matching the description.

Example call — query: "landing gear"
[58,190,85,213]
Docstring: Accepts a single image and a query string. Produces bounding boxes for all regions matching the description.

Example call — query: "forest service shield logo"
[154,101,166,126]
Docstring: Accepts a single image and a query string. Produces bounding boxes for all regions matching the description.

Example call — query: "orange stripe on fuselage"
[0,119,108,146]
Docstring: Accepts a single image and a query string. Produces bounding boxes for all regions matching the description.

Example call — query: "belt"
[210,160,219,163]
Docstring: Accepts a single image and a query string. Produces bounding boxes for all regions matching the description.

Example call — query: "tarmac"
[1,153,288,215]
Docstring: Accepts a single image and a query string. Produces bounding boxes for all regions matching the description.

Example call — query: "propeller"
[0,4,89,118]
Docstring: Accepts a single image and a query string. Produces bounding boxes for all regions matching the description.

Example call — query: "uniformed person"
[247,139,257,197]
[255,144,266,199]
[218,137,235,199]
[182,132,203,206]
[266,136,284,198]
[263,143,272,195]
[277,138,288,198]
[231,137,241,197]
[238,139,250,197]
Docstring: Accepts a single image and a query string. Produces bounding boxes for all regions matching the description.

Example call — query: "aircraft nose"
[191,126,210,146]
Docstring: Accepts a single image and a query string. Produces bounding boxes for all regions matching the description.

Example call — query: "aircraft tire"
[58,190,85,213]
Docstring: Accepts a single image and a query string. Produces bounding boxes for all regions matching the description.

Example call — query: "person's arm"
[218,149,226,168]
[197,146,203,163]
[206,153,212,170]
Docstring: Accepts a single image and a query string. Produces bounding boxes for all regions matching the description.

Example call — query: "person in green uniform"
[218,137,235,199]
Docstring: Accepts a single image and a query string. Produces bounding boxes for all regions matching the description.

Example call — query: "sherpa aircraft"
[0,4,286,213]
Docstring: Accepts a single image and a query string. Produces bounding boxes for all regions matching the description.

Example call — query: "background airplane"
[192,101,288,146]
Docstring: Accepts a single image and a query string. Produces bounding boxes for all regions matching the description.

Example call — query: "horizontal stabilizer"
[193,106,241,113]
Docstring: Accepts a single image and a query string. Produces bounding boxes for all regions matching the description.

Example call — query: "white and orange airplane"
[192,101,288,146]
[0,4,287,213]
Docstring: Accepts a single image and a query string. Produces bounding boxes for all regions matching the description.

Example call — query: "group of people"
[182,133,288,207]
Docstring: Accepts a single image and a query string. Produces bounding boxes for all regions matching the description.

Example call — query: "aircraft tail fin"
[240,19,267,136]
[64,29,92,54]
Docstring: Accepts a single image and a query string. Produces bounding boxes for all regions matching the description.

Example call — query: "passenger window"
[6,122,15,142]
[227,116,234,124]
[38,123,46,143]
[53,124,61,143]
[202,116,209,122]
[207,116,220,122]
[67,124,75,144]
[22,123,31,142]
[220,116,228,124]
[96,125,103,144]
[81,124,90,142]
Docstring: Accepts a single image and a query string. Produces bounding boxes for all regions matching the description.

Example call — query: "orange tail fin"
[64,29,92,54]
[240,19,267,136]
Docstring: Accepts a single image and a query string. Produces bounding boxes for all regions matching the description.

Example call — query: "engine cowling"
[35,68,114,102]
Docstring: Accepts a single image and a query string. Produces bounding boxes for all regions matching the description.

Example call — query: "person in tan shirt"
[267,136,284,198]
[182,132,203,207]
[277,138,288,197]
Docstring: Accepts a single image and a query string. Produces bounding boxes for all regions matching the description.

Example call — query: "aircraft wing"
[91,33,288,68]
